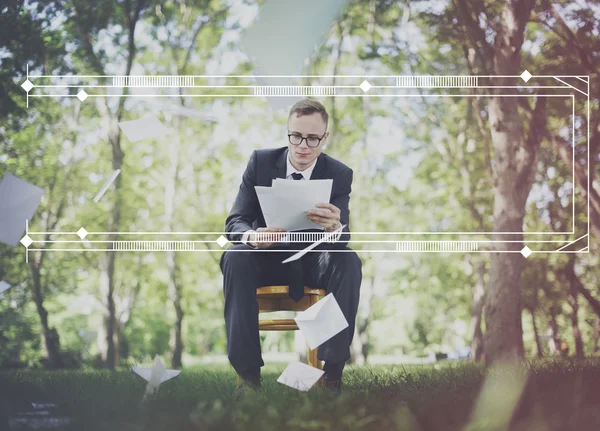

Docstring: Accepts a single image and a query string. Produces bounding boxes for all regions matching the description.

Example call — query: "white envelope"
[277,362,325,391]
[294,293,349,350]
[0,281,12,295]
[118,115,173,142]
[0,173,44,247]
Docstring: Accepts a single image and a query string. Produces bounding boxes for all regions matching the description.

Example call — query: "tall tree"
[65,0,150,367]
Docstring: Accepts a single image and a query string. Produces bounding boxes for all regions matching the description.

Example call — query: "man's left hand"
[307,203,342,231]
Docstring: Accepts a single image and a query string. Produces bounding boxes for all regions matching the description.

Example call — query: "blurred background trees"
[0,0,598,369]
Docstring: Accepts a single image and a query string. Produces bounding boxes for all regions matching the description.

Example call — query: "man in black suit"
[220,99,362,392]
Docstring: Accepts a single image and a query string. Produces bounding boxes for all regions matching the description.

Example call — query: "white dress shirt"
[241,150,342,245]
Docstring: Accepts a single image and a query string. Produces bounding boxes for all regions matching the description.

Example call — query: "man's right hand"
[249,227,287,248]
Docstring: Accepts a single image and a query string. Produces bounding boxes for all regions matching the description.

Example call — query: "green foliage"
[1,0,599,369]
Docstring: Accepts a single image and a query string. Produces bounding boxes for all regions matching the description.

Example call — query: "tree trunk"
[168,250,184,368]
[592,317,600,354]
[483,0,541,366]
[30,263,63,368]
[569,299,584,359]
[350,273,375,365]
[570,272,600,319]
[469,260,486,361]
[74,0,144,369]
[98,257,120,368]
[547,306,562,356]
[565,258,585,359]
[563,256,596,358]
[529,308,543,358]
[164,116,183,368]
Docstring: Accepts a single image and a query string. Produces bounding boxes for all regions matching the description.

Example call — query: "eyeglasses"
[287,131,327,148]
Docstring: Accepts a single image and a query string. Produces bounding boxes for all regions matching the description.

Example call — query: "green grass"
[2,359,600,430]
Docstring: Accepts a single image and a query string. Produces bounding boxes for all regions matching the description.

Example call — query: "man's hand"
[307,203,342,231]
[249,227,287,248]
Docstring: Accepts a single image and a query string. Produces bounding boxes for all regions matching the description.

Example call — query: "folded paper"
[294,293,349,350]
[118,115,173,142]
[132,355,180,399]
[0,173,44,247]
[277,362,324,391]
[0,281,12,295]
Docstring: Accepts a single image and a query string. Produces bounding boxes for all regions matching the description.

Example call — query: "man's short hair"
[288,99,329,129]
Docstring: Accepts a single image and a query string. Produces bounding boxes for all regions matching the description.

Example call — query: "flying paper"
[277,362,325,391]
[282,224,345,264]
[132,355,180,399]
[0,173,44,247]
[118,115,173,142]
[0,281,11,295]
[78,329,97,343]
[93,169,121,203]
[294,293,349,350]
[240,0,349,112]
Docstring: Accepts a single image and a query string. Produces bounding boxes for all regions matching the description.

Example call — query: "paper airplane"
[294,293,349,350]
[132,355,180,399]
[277,362,324,391]
[0,173,44,247]
[282,224,345,264]
[118,115,173,142]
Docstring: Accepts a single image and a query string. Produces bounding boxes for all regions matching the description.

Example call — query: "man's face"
[287,112,328,170]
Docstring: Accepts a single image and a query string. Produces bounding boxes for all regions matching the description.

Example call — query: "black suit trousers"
[219,243,362,375]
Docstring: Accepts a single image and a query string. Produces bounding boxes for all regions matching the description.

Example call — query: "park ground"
[1,359,600,431]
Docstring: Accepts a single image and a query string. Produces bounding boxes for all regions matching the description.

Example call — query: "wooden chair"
[236,285,326,387]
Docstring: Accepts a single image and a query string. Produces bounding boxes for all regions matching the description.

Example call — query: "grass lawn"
[1,359,600,430]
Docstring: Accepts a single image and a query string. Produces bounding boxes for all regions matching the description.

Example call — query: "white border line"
[21,74,590,255]
[554,77,588,97]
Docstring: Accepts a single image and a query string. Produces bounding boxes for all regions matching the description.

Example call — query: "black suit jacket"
[224,146,353,249]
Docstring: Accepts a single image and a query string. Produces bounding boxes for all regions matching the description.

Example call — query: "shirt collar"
[286,149,317,180]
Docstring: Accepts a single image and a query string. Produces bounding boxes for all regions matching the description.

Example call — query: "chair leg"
[307,294,323,372]
[308,347,321,369]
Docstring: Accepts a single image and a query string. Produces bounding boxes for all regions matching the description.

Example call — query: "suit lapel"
[310,153,327,180]
[271,148,288,181]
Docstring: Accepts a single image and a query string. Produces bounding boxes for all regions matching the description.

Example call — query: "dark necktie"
[288,172,304,301]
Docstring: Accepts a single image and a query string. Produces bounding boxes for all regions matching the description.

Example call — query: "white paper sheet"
[255,186,277,227]
[255,179,333,231]
[0,281,12,295]
[241,0,349,112]
[282,224,345,264]
[0,173,44,247]
[93,169,121,203]
[118,115,173,142]
[277,362,325,391]
[294,293,349,350]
